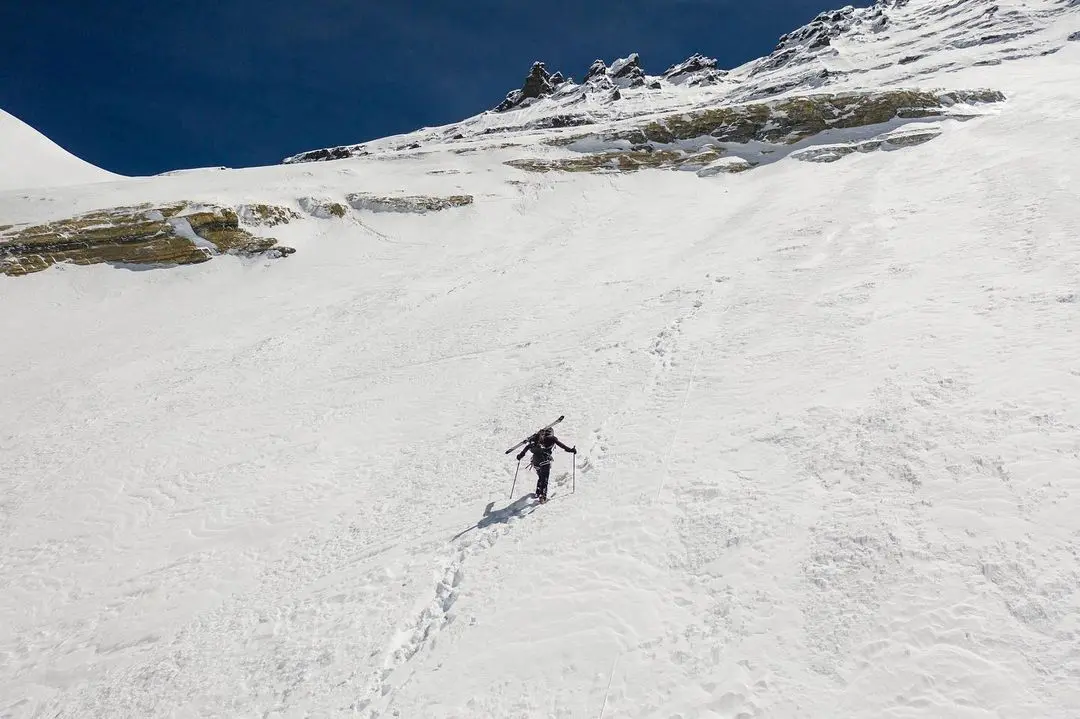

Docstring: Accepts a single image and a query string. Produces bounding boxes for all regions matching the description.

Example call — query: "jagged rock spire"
[521,62,555,100]
[609,53,646,87]
[495,61,563,112]
[584,60,608,82]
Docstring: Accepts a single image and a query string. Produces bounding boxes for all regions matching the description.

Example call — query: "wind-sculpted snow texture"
[3,0,1080,717]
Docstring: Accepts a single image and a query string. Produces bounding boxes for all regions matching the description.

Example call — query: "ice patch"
[167,216,217,251]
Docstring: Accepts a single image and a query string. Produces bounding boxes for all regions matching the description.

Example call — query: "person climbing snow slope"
[517,426,576,503]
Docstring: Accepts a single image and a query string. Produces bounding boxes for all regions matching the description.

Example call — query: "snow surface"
[0,109,122,191]
[3,4,1080,718]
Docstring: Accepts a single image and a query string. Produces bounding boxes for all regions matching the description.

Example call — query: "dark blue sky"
[1,0,869,176]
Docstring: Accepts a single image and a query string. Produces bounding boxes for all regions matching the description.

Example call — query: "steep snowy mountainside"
[3,40,1080,716]
[0,108,122,191]
[2,4,1080,718]
[285,0,1078,162]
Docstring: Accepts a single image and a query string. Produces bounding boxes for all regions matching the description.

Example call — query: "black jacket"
[517,434,573,466]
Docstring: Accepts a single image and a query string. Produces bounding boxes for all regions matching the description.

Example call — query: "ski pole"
[573,453,576,494]
[509,460,521,500]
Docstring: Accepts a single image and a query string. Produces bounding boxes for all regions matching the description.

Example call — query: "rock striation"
[1,204,296,277]
[506,88,1003,177]
[345,194,474,214]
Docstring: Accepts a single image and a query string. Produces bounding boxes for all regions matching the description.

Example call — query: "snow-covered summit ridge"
[498,0,1078,104]
[285,0,1078,163]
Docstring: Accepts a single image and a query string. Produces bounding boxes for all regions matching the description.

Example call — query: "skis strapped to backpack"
[504,415,564,455]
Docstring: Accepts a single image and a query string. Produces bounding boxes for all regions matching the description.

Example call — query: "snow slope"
[0,109,121,191]
[3,2,1080,718]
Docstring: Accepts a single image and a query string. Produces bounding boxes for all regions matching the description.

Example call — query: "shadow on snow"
[451,494,538,542]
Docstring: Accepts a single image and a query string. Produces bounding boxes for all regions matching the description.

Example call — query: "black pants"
[534,463,551,498]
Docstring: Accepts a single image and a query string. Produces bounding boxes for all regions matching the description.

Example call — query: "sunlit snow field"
[3,37,1080,719]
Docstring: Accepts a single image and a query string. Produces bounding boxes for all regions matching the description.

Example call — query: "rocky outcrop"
[607,89,1003,145]
[345,193,473,214]
[696,157,755,176]
[759,2,894,76]
[663,54,727,86]
[774,6,862,54]
[507,88,1002,178]
[1,204,295,277]
[183,209,283,255]
[283,145,366,164]
[674,146,727,170]
[493,53,656,113]
[790,127,943,163]
[478,114,595,135]
[238,204,302,227]
[495,62,566,112]
[578,54,651,90]
[505,146,757,176]
[507,150,683,173]
[584,60,608,82]
[298,197,349,219]
[506,147,756,177]
[609,54,647,88]
[744,0,1068,96]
